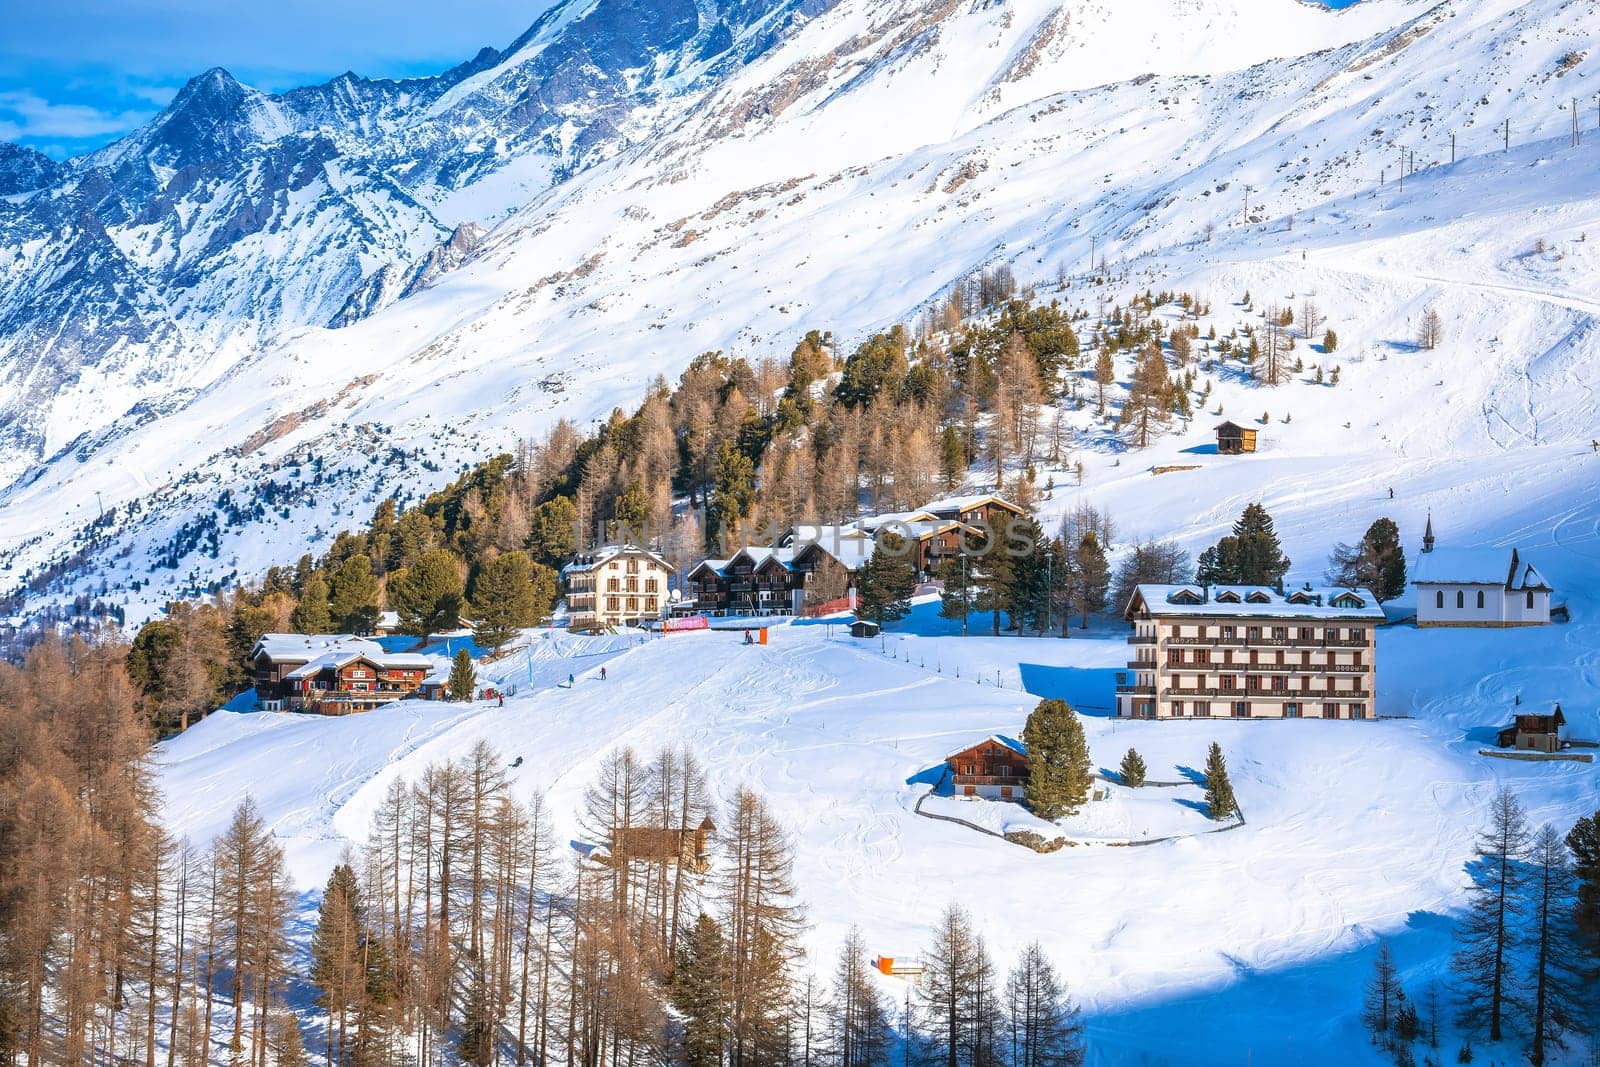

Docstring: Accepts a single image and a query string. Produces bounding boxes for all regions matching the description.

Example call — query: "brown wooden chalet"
[607,817,716,873]
[922,493,1026,532]
[1215,421,1259,455]
[686,547,801,616]
[250,634,433,713]
[947,735,1030,802]
[1497,705,1566,753]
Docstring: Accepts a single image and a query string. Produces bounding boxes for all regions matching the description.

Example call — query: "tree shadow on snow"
[1016,663,1118,715]
[1173,796,1214,817]
[1174,764,1208,787]
[1082,909,1458,1065]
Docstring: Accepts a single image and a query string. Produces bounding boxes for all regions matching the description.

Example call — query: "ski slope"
[158,482,1600,1064]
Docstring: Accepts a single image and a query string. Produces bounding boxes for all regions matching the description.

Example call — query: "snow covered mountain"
[2,0,1598,627]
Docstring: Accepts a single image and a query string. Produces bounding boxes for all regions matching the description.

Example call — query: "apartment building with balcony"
[1116,584,1383,720]
[561,544,674,632]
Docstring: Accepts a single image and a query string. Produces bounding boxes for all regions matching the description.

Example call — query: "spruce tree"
[469,550,542,652]
[1566,809,1600,969]
[448,649,476,702]
[1021,699,1092,819]
[1070,532,1109,629]
[1452,786,1530,1042]
[1202,742,1237,821]
[936,552,977,635]
[1004,518,1052,634]
[328,554,381,634]
[389,549,465,639]
[673,913,728,1067]
[291,571,333,633]
[1230,503,1291,587]
[856,533,917,626]
[1118,748,1146,788]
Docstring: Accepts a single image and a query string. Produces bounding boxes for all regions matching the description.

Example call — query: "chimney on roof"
[1423,512,1435,553]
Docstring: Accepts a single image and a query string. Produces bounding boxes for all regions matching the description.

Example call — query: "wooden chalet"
[922,493,1026,532]
[249,634,433,713]
[1215,421,1258,455]
[686,547,801,616]
[947,735,1030,802]
[1497,705,1566,753]
[607,817,717,873]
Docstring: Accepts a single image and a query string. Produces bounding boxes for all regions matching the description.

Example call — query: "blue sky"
[0,1,552,158]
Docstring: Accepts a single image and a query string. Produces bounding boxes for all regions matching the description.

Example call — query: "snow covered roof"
[856,510,939,531]
[562,543,674,575]
[946,734,1027,760]
[800,537,876,571]
[1126,584,1384,620]
[251,633,432,671]
[1412,546,1550,589]
[921,493,1024,518]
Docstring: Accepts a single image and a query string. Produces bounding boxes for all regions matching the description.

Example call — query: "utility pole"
[1573,98,1581,148]
[1398,146,1405,192]
[1241,184,1253,226]
[1504,118,1510,151]
[1450,132,1455,164]
[1089,236,1097,277]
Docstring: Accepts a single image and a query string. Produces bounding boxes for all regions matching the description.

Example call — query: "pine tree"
[1020,699,1092,819]
[469,550,541,652]
[918,904,997,1067]
[310,863,367,1067]
[1093,349,1114,415]
[1323,328,1339,353]
[674,913,728,1067]
[291,572,333,634]
[1202,743,1236,821]
[936,552,977,636]
[1069,532,1109,629]
[1362,941,1401,1048]
[327,555,381,634]
[270,1011,307,1067]
[1004,518,1052,634]
[1564,809,1600,967]
[706,441,757,551]
[389,549,464,639]
[1200,504,1291,587]
[1526,823,1588,1065]
[448,649,476,702]
[1118,749,1146,788]
[856,534,917,626]
[1452,786,1530,1042]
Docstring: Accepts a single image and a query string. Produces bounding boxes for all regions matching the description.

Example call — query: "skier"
[600,666,607,681]
[567,672,575,688]
[1388,487,1394,499]
[743,628,752,645]
[1592,439,1598,453]
[498,693,504,708]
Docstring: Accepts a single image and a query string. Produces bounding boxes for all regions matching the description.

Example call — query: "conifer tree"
[1069,532,1109,629]
[327,555,381,634]
[1452,786,1530,1042]
[918,904,998,1067]
[291,572,333,633]
[936,552,977,636]
[1021,699,1092,819]
[1202,742,1236,821]
[311,863,367,1067]
[1118,749,1146,788]
[448,649,476,702]
[1001,943,1086,1067]
[825,926,894,1067]
[1093,349,1114,415]
[1566,809,1600,971]
[1526,823,1587,1065]
[674,913,728,1067]
[1362,940,1401,1049]
[389,549,464,639]
[856,534,917,626]
[1197,504,1290,587]
[469,550,542,652]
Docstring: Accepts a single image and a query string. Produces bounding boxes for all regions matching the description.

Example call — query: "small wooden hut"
[1496,705,1566,753]
[1215,421,1259,455]
[608,816,717,873]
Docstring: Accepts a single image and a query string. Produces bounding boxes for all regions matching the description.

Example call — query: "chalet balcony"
[1126,633,1156,645]
[953,774,1029,787]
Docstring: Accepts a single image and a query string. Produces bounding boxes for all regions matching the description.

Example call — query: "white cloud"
[0,90,154,140]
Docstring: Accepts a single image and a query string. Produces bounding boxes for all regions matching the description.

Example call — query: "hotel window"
[1270,676,1286,692]
[1246,626,1262,640]
[647,578,659,592]
[1172,701,1186,717]
[646,597,658,611]
[607,596,620,611]
[1194,649,1210,665]
[1348,703,1366,719]
[1324,627,1339,641]
[1193,701,1211,717]
[626,597,638,612]
[627,559,640,574]
[1271,626,1288,640]
[1285,702,1300,718]
[1322,702,1340,719]
[1232,701,1250,718]
[1220,626,1235,640]
[1220,675,1238,691]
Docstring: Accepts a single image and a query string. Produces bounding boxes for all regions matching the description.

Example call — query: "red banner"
[663,615,710,633]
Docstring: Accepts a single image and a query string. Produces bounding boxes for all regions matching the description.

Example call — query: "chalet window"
[964,764,975,775]
[1285,702,1300,718]
[1247,591,1271,604]
[1456,590,1465,609]
[1322,703,1339,718]
[1435,591,1444,609]
[627,559,640,574]
[1000,765,1011,777]
[1220,675,1238,691]
[1232,701,1250,718]
[1348,703,1366,720]
[1217,591,1241,603]
[1193,701,1211,717]
[1526,590,1535,609]
[1172,701,1186,717]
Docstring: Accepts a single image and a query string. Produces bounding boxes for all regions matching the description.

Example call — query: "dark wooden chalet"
[923,494,1026,533]
[1215,421,1259,455]
[1497,704,1566,753]
[947,735,1030,801]
[250,634,432,713]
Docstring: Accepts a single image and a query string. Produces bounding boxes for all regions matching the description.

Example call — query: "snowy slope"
[3,0,1598,631]
[156,463,1600,1063]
